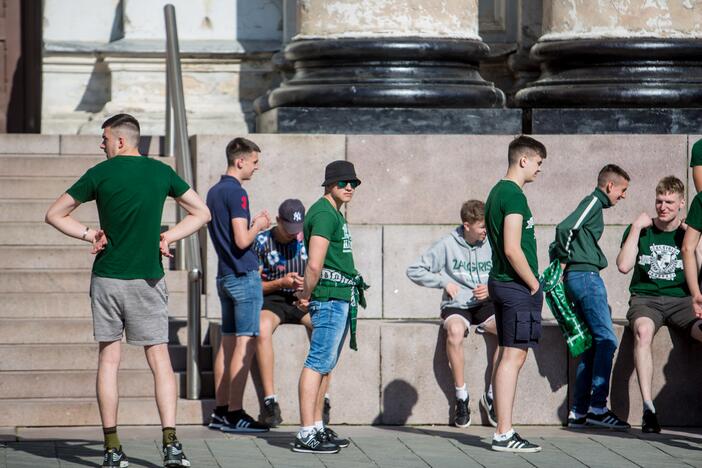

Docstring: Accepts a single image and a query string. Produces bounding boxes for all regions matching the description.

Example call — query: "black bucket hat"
[321,160,361,187]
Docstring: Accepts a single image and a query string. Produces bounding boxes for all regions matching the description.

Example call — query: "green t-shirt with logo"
[621,224,688,298]
[303,197,356,302]
[66,155,190,280]
[485,179,538,282]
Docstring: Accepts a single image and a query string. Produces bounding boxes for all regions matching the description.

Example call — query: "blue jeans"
[304,300,350,374]
[565,271,618,413]
[217,271,263,336]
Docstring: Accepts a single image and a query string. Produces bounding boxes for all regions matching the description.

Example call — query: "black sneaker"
[292,430,340,454]
[319,427,350,448]
[642,409,661,434]
[207,412,226,430]
[480,393,497,427]
[163,441,190,467]
[259,398,283,427]
[221,411,270,433]
[567,412,588,428]
[102,446,129,467]
[454,398,471,428]
[323,396,331,426]
[586,409,631,430]
[491,432,542,453]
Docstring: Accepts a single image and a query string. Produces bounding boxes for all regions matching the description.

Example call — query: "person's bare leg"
[144,343,177,428]
[481,318,499,394]
[96,340,121,428]
[632,317,656,404]
[494,346,528,434]
[314,374,331,422]
[220,335,235,408]
[213,339,228,407]
[227,335,256,411]
[691,319,702,342]
[445,319,468,388]
[299,367,323,427]
[256,311,281,398]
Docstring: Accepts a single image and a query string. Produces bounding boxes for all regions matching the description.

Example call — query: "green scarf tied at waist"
[318,268,369,351]
[540,260,593,358]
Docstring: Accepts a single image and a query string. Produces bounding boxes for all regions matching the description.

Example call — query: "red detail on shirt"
[241,196,248,210]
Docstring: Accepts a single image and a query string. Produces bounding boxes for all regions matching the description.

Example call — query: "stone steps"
[0,155,174,177]
[0,344,213,371]
[0,246,170,269]
[0,397,215,426]
[0,370,214,399]
[0,269,188,293]
[0,200,177,223]
[0,318,190,344]
[0,292,189,317]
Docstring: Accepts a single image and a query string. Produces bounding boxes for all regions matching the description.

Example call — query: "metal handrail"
[164,4,201,400]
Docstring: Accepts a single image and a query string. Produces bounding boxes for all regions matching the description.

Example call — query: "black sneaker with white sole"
[480,393,497,427]
[319,427,350,448]
[567,414,588,428]
[292,431,340,454]
[586,409,631,430]
[102,446,129,467]
[220,411,270,433]
[207,412,226,430]
[163,441,191,467]
[454,398,471,428]
[641,409,661,434]
[491,432,542,453]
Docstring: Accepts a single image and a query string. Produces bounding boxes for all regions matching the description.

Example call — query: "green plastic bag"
[540,260,592,358]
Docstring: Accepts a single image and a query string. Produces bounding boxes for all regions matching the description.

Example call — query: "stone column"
[257,0,519,134]
[515,0,702,132]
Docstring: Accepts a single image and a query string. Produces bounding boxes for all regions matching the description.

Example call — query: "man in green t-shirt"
[617,176,702,434]
[292,160,367,454]
[485,135,547,453]
[45,114,211,468]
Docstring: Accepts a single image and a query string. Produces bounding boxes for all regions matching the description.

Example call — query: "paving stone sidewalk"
[1,425,700,467]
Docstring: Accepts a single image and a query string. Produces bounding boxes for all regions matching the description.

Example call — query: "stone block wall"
[194,134,702,425]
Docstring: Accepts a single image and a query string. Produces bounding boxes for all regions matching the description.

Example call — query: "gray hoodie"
[406,227,493,310]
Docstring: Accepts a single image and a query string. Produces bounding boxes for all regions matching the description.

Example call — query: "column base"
[530,108,702,134]
[256,107,522,134]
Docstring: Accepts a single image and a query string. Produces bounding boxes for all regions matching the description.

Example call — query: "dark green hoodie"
[549,187,612,272]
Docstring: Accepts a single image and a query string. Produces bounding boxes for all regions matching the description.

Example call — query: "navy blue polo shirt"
[206,175,259,277]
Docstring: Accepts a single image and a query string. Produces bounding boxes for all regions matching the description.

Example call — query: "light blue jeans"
[565,271,618,413]
[304,300,350,374]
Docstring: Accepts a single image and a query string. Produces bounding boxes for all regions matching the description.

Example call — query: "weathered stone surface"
[379,321,568,425]
[350,225,382,319]
[0,135,59,154]
[532,109,702,135]
[383,225,457,319]
[346,135,514,225]
[59,135,168,157]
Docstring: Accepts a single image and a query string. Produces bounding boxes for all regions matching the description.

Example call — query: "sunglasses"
[336,180,360,189]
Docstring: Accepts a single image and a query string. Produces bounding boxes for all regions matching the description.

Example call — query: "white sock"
[298,425,316,438]
[455,384,468,401]
[569,410,586,419]
[264,394,277,402]
[643,400,656,414]
[493,429,515,441]
[314,420,324,431]
[487,385,493,400]
[588,406,608,415]
[324,393,330,400]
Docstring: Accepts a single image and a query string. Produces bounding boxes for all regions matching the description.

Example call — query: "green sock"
[103,426,121,450]
[162,427,178,446]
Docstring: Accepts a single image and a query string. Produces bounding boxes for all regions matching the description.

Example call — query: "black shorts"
[488,279,543,349]
[441,301,496,337]
[262,292,307,324]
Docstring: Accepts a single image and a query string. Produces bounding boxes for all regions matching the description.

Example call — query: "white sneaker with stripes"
[220,411,270,433]
[491,432,542,453]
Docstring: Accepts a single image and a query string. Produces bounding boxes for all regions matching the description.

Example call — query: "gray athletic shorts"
[90,275,169,345]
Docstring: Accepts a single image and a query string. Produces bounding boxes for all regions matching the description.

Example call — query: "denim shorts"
[217,271,263,337]
[488,279,543,349]
[303,299,350,374]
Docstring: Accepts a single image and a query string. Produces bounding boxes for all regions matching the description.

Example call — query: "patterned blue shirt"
[253,227,307,293]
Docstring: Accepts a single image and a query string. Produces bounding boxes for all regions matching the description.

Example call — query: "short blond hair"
[460,200,484,224]
[655,175,684,196]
